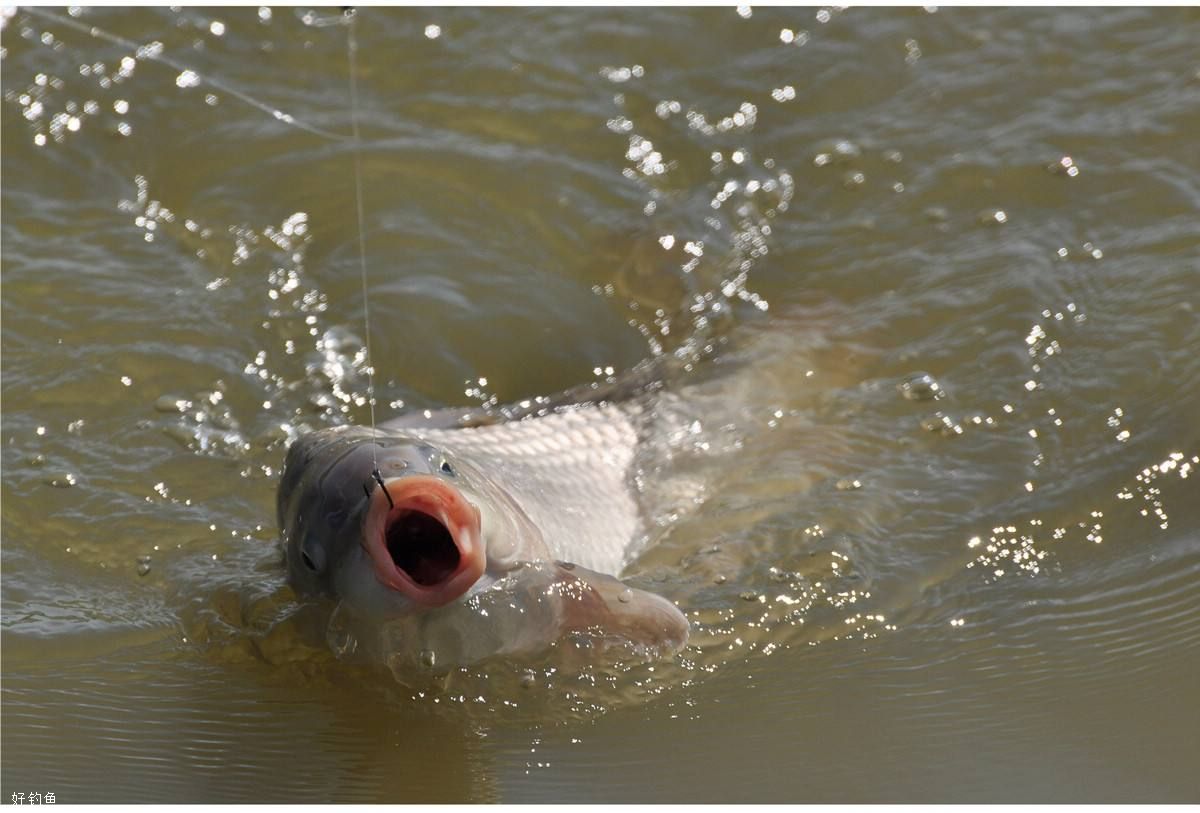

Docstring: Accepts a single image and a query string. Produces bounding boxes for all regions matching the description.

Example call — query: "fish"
[276,377,691,671]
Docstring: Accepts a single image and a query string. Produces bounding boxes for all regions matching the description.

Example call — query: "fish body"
[277,397,689,669]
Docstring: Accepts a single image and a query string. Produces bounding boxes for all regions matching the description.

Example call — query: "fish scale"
[395,403,644,575]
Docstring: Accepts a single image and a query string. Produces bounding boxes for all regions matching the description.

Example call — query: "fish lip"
[361,475,485,608]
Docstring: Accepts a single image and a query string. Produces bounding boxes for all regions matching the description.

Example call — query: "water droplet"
[898,372,944,401]
[1047,155,1080,178]
[921,413,963,437]
[45,472,77,488]
[617,589,633,603]
[137,41,163,60]
[155,395,193,413]
[175,69,200,89]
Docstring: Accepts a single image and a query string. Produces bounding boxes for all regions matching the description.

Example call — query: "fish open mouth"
[362,475,485,607]
[387,509,460,586]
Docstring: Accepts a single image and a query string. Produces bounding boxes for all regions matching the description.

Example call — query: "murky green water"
[3,6,1199,803]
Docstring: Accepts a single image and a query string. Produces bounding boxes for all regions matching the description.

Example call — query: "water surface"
[3,6,1198,803]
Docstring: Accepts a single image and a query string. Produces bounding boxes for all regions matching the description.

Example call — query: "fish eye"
[439,459,456,477]
[301,551,318,571]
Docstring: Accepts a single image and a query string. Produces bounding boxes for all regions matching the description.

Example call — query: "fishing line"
[342,7,389,502]
[26,6,390,497]
[23,6,351,142]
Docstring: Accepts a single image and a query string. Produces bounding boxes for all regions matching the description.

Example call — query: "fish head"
[277,426,525,614]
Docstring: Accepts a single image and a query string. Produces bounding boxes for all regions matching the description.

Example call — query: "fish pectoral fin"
[551,561,689,656]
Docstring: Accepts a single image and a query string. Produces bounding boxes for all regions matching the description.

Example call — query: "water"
[3,6,1198,803]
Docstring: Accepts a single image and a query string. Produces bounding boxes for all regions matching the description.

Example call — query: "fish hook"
[365,468,394,509]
